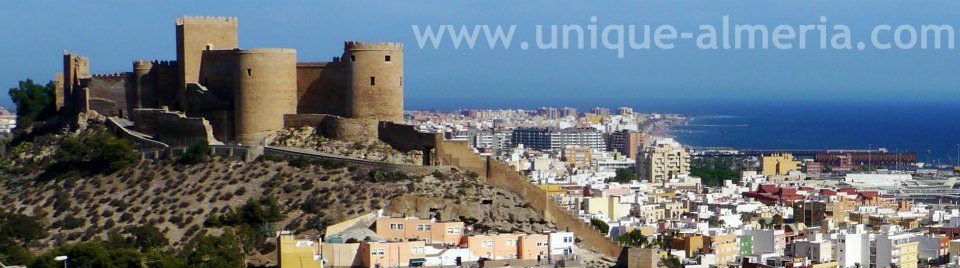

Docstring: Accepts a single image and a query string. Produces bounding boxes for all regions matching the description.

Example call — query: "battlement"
[176,16,237,25]
[344,41,403,51]
[135,60,177,69]
[63,50,89,60]
[91,72,131,79]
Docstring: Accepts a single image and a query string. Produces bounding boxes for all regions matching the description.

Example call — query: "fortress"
[56,16,404,146]
[50,16,625,259]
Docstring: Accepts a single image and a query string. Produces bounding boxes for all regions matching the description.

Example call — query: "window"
[385,55,391,62]
[370,76,376,86]
[246,69,252,77]
[482,241,494,248]
[397,223,404,230]
[390,224,398,230]
[447,228,460,234]
[506,240,515,246]
[371,249,384,256]
[412,247,423,254]
[417,224,431,231]
[537,240,549,247]
[350,54,356,61]
[563,236,574,243]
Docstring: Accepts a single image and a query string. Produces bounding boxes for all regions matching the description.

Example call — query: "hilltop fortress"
[56,16,403,145]
[50,16,624,259]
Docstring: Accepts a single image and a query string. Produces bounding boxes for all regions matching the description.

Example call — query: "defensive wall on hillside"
[377,122,624,258]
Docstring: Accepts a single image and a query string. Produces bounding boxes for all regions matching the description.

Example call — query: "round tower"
[133,60,155,109]
[344,41,404,123]
[233,48,298,145]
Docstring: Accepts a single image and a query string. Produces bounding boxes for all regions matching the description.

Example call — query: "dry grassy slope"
[1,155,553,265]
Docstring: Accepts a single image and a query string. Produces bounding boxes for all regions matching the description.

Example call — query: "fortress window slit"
[247,69,252,77]
[385,55,391,62]
[351,55,356,61]
[370,76,376,86]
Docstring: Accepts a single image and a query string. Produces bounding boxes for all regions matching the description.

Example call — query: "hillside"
[0,121,553,266]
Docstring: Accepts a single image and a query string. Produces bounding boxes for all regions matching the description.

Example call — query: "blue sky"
[1,0,958,110]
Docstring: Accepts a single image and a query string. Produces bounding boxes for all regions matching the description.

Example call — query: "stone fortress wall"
[55,16,404,146]
[375,122,625,258]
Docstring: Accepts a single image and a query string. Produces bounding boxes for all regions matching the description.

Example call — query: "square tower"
[175,16,238,107]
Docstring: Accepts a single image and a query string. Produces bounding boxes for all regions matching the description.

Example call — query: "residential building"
[359,240,427,268]
[636,138,690,183]
[0,107,15,134]
[607,130,643,160]
[511,127,605,151]
[873,225,918,268]
[761,153,799,176]
[277,232,322,268]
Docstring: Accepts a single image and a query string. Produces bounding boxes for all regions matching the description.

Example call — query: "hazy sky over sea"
[1,0,958,109]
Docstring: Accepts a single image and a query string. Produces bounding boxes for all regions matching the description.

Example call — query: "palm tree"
[772,214,784,227]
[758,218,768,229]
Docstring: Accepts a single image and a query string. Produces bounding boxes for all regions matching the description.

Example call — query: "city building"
[607,130,643,160]
[0,107,15,134]
[636,138,690,183]
[591,107,610,117]
[511,127,605,152]
[761,153,799,176]
[277,232,322,268]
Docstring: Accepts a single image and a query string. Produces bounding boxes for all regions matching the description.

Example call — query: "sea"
[408,98,960,165]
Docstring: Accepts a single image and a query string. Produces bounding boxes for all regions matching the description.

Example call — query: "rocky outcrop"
[272,126,421,164]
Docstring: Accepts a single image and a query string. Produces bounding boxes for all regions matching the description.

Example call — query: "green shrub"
[179,140,211,165]
[43,130,139,179]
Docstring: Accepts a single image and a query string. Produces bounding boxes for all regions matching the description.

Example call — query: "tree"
[131,224,169,251]
[183,231,245,268]
[45,130,139,178]
[740,213,753,224]
[772,214,784,227]
[757,218,768,229]
[0,211,46,246]
[606,168,638,183]
[590,218,610,235]
[8,79,56,130]
[179,140,211,165]
[617,230,652,248]
[239,196,283,225]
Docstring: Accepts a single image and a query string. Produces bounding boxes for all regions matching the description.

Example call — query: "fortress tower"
[343,41,404,123]
[176,16,238,109]
[132,60,155,109]
[62,51,90,112]
[232,49,298,145]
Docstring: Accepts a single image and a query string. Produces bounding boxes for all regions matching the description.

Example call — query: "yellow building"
[583,196,630,220]
[670,234,704,258]
[637,138,690,183]
[761,153,800,176]
[704,232,739,265]
[277,233,322,268]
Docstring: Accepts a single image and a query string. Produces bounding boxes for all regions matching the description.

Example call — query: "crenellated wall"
[86,72,132,117]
